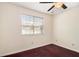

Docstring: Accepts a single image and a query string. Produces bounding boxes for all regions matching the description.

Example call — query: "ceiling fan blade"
[62,4,67,9]
[40,2,54,3]
[48,5,54,11]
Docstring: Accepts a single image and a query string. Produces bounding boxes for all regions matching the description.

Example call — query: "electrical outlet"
[72,43,75,46]
[32,42,33,44]
[56,40,58,42]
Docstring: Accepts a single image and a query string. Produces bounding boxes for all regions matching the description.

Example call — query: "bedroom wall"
[52,6,79,52]
[0,4,2,54]
[0,3,53,56]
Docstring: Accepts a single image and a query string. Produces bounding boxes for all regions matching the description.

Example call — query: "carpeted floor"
[4,44,79,57]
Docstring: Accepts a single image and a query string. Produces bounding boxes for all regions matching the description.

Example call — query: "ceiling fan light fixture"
[55,2,63,8]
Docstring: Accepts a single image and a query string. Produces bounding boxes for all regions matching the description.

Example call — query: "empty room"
[0,2,79,57]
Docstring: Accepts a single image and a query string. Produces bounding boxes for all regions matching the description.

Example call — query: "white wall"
[52,6,79,52]
[0,4,4,55]
[0,3,53,56]
[1,2,79,57]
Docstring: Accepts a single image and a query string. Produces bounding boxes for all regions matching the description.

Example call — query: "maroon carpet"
[4,44,79,57]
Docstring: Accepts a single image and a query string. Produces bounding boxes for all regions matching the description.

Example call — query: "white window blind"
[21,15,43,35]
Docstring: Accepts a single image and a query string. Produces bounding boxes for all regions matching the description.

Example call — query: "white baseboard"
[1,43,51,57]
[52,42,79,53]
[1,42,79,57]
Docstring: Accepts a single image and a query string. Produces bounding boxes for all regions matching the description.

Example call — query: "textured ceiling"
[12,2,79,15]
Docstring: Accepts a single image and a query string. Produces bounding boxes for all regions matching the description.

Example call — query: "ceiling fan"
[40,2,67,11]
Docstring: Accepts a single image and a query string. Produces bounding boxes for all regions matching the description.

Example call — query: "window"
[21,15,43,35]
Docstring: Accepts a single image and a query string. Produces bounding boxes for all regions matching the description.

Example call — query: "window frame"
[21,15,43,35]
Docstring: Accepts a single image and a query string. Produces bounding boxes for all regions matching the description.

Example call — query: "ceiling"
[12,2,79,15]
